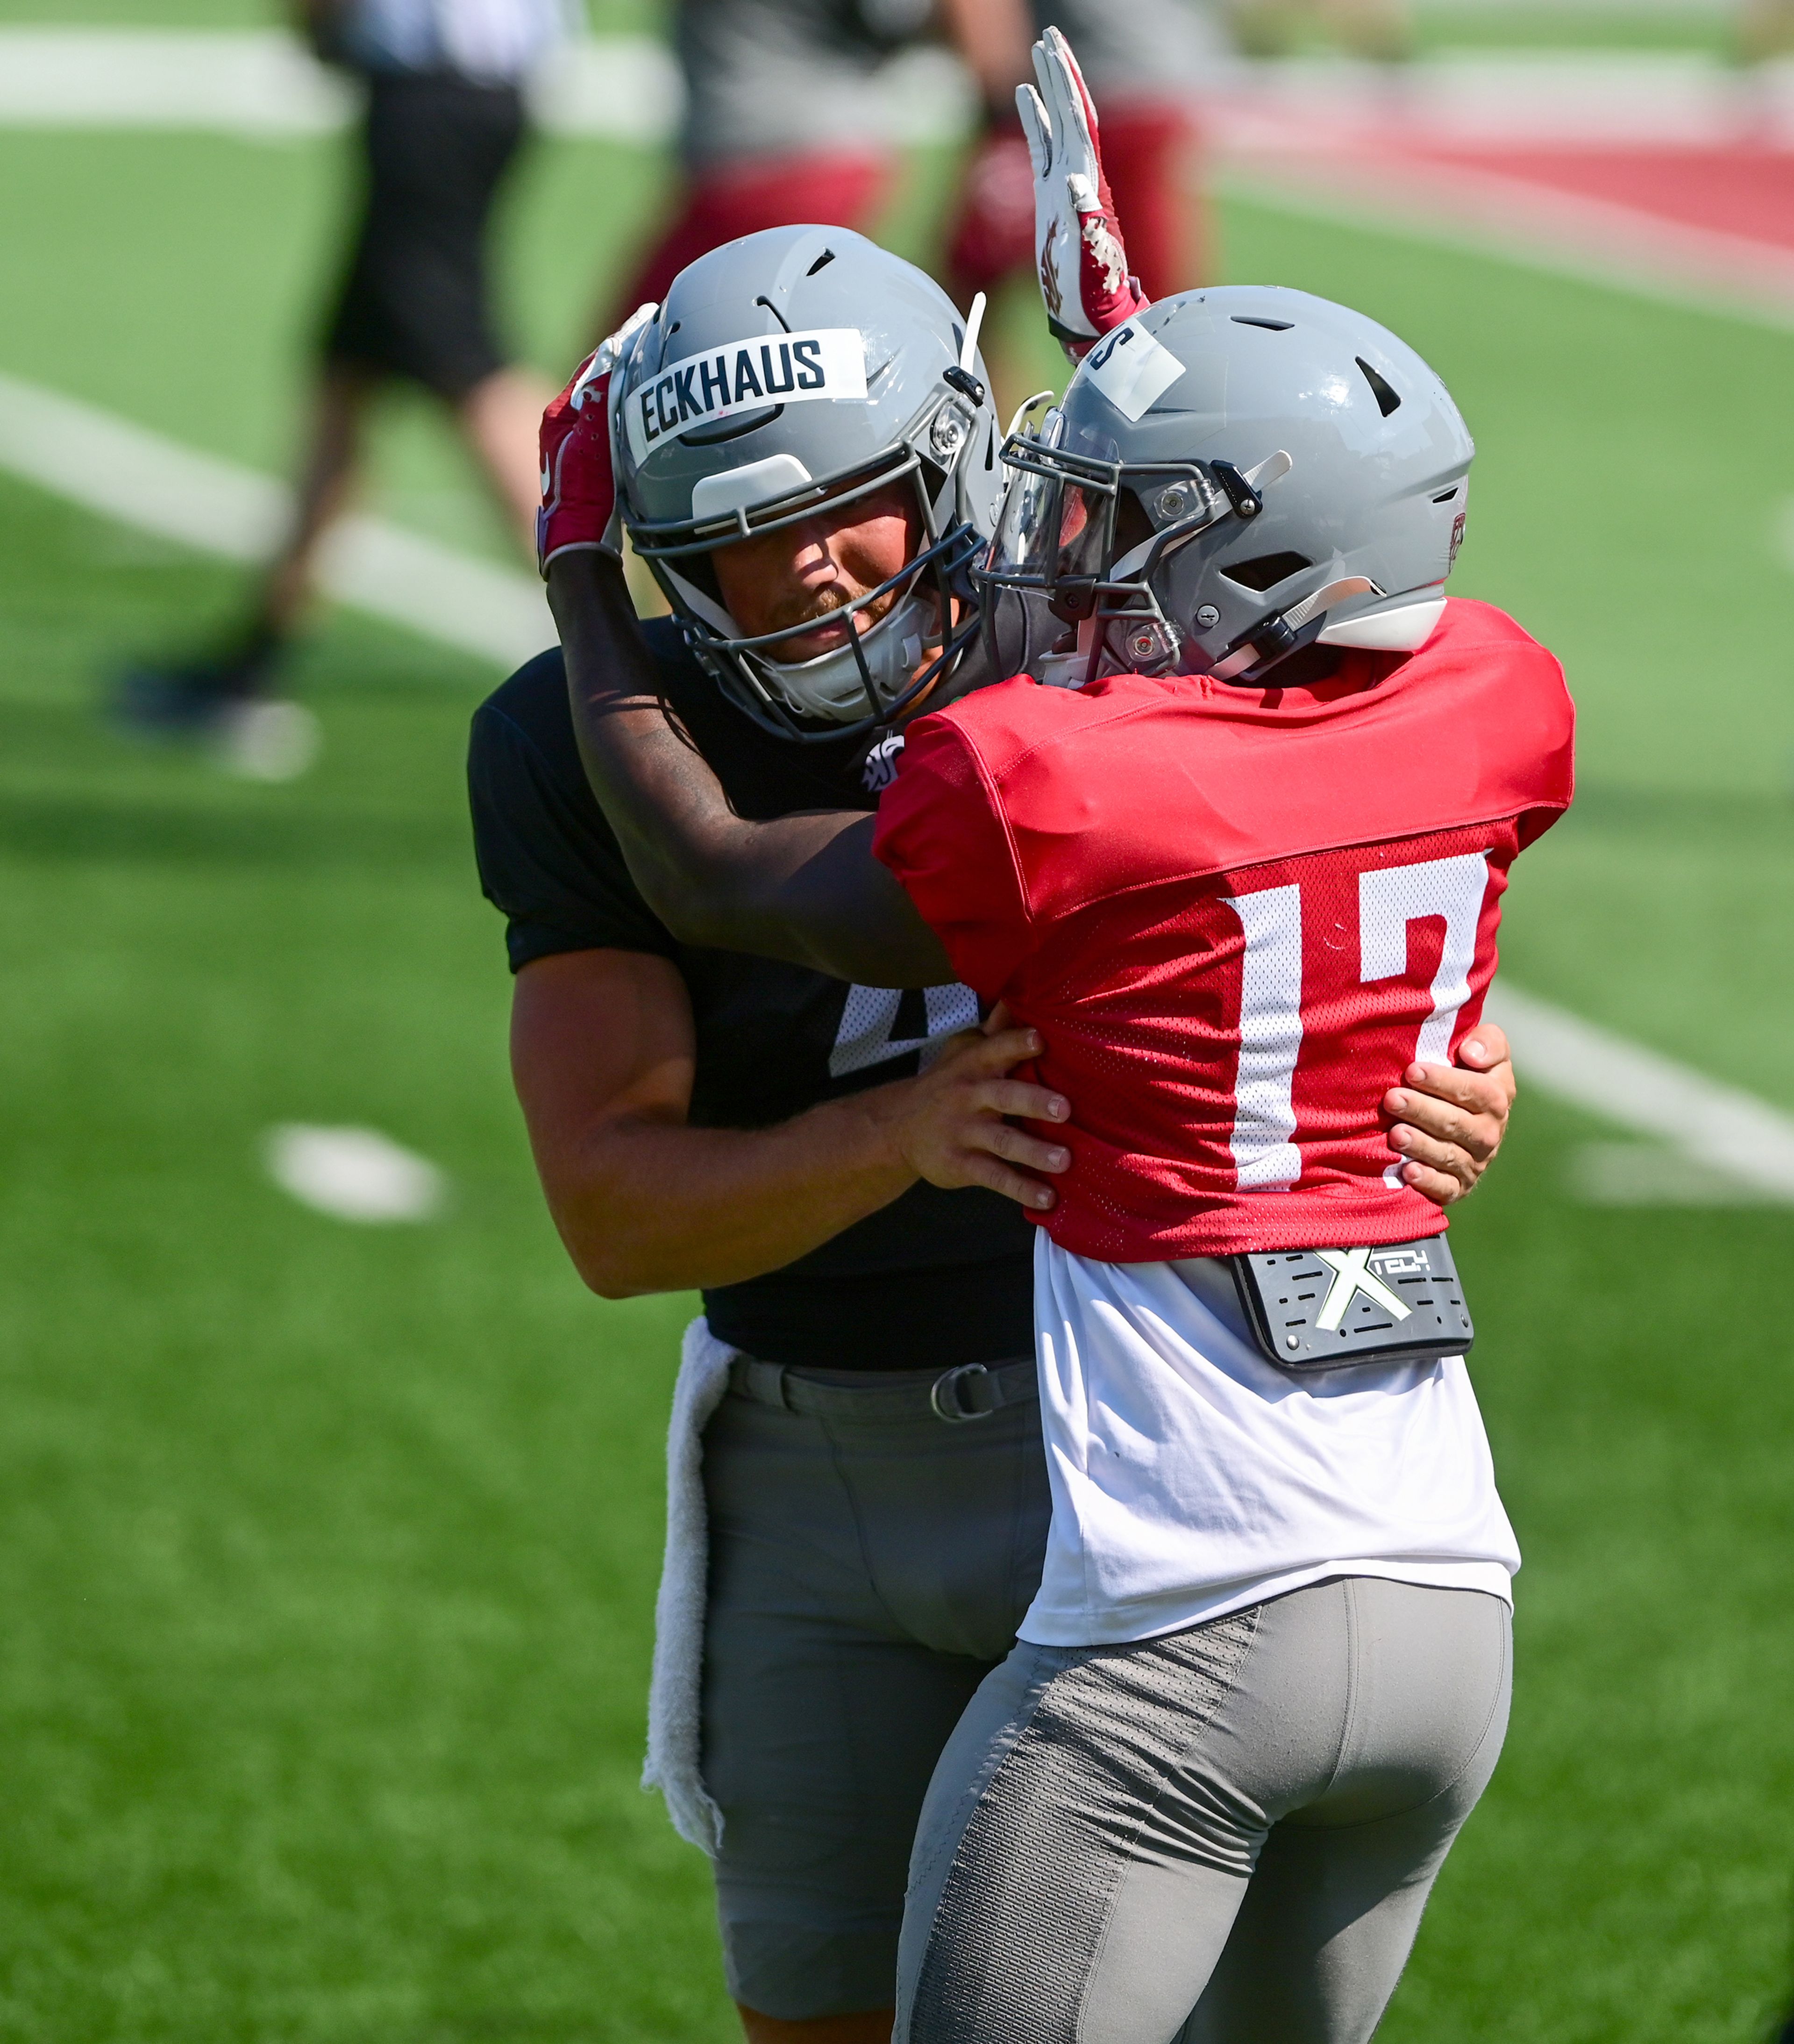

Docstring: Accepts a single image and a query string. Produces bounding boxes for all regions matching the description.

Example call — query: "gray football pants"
[897,1575,1512,2044]
[701,1361,1050,2020]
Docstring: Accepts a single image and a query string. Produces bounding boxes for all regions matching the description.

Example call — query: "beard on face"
[762,578,905,639]
[759,577,921,662]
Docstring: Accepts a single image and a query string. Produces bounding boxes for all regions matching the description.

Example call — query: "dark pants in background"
[323,71,528,400]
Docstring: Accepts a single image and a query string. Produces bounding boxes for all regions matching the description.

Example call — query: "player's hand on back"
[871,1011,1516,1214]
[1382,1023,1517,1208]
[1018,28,1150,356]
[871,1005,1071,1211]
[537,303,656,576]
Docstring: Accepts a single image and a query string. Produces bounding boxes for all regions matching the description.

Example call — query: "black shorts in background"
[321,72,527,401]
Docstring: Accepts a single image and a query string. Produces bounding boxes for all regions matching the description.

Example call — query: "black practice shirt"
[467,622,1034,1370]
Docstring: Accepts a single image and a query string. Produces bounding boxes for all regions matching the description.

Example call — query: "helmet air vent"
[806,249,836,276]
[1232,316,1294,331]
[1356,357,1402,417]
[1221,551,1312,593]
[680,406,782,447]
[1432,485,1459,503]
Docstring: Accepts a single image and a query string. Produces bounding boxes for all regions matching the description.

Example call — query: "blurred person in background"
[942,0,1216,332]
[608,0,1214,354]
[1739,0,1794,60]
[607,0,1036,324]
[117,0,566,773]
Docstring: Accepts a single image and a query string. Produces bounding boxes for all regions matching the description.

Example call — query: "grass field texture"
[2,60,1793,2044]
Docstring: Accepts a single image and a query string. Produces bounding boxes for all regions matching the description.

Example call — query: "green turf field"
[2,41,1793,2044]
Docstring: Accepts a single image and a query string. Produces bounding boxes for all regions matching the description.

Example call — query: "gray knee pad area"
[897,1577,1512,2044]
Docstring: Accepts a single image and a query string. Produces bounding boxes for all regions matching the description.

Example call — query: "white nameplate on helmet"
[1080,320,1186,423]
[626,328,868,465]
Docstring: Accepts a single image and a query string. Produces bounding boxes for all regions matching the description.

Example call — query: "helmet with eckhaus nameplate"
[612,225,1004,743]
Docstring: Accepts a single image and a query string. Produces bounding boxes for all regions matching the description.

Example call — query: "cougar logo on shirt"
[861,732,905,793]
[626,328,869,465]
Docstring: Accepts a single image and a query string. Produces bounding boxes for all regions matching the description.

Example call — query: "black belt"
[1230,1234,1474,1371]
[727,1355,1037,1423]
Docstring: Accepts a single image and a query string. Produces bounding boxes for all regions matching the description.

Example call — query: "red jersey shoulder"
[904,595,1571,797]
[1429,595,1546,648]
[900,667,1163,786]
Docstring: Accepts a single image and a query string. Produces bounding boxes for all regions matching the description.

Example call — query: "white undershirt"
[1021,1235,1519,1648]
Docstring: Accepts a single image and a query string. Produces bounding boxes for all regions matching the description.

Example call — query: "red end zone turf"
[1413,145,1794,256]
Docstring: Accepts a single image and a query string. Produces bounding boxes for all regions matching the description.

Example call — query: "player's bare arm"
[934,0,1032,116]
[549,551,953,987]
[510,949,1069,1296]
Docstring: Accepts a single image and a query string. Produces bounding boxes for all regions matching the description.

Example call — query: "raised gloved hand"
[536,302,655,577]
[1017,28,1149,357]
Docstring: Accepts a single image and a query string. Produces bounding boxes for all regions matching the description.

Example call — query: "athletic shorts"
[896,1576,1512,2044]
[321,72,526,400]
[700,1358,1050,2021]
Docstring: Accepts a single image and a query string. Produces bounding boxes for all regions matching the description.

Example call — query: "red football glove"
[1017,28,1150,358]
[536,302,655,578]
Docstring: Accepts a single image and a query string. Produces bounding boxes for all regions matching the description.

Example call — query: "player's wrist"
[545,545,631,627]
[851,1077,930,1186]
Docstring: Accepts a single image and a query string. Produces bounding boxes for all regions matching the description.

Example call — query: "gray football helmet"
[612,225,1004,743]
[981,285,1474,687]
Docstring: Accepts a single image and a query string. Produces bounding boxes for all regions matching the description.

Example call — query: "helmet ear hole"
[1115,492,1155,556]
[1221,551,1312,593]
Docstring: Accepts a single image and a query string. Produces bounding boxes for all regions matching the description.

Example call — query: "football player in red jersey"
[555,279,1568,2037]
[518,42,1540,2040]
[873,283,1571,2038]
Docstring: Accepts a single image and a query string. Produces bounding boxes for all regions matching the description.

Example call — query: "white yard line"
[4,28,1791,150]
[1485,984,1794,1201]
[264,1124,445,1221]
[0,370,552,670]
[0,28,683,142]
[0,27,973,144]
[1211,50,1794,148]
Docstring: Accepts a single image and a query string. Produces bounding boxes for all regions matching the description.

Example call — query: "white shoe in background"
[214,697,322,782]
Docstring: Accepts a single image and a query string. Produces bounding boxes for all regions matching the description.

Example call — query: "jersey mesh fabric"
[873,598,1574,1261]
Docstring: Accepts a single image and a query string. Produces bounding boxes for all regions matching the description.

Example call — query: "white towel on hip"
[641,1316,736,1855]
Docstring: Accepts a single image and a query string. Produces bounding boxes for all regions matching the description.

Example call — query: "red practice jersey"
[872,598,1575,1262]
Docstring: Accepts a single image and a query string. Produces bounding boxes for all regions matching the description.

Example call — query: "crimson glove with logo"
[1016,28,1149,358]
[536,302,655,577]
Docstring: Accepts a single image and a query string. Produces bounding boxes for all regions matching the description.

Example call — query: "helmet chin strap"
[1209,575,1383,683]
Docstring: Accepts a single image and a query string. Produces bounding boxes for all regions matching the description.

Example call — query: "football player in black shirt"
[476,213,1518,2040]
